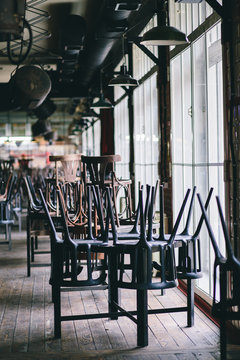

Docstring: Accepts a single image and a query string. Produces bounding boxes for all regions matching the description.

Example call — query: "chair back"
[24,176,42,212]
[180,186,196,236]
[26,175,42,207]
[6,174,16,202]
[49,154,82,184]
[82,155,121,187]
[38,188,60,243]
[0,173,12,201]
[152,185,191,243]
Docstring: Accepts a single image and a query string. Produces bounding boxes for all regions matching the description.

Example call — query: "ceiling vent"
[114,1,141,11]
[175,0,202,3]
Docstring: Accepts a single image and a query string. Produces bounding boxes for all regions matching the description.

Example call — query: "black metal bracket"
[121,85,131,95]
[132,37,161,67]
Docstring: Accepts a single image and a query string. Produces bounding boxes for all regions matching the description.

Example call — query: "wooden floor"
[0,224,240,360]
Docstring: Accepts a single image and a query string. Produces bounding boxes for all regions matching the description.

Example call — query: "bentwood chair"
[24,176,50,276]
[198,194,240,360]
[0,173,13,201]
[39,185,119,338]
[108,185,190,347]
[82,155,132,226]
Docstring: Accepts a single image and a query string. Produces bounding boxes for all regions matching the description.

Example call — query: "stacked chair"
[39,172,216,347]
[198,194,240,360]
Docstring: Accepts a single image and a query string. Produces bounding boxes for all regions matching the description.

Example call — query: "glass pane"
[182,48,192,164]
[114,97,130,179]
[171,56,183,164]
[134,73,159,189]
[193,35,208,164]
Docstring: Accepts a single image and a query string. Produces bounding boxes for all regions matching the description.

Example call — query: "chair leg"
[108,250,119,319]
[137,289,148,347]
[18,213,22,232]
[8,224,12,251]
[27,215,31,277]
[220,318,227,360]
[5,224,8,241]
[187,278,194,327]
[53,285,61,338]
[35,235,38,250]
[31,236,34,262]
[219,266,227,360]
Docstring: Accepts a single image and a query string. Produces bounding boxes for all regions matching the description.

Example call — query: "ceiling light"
[140,0,189,46]
[81,108,99,120]
[109,35,138,87]
[90,93,113,109]
[141,25,189,46]
[108,65,138,87]
[90,69,114,109]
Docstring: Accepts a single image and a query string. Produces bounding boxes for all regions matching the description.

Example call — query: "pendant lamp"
[140,0,189,46]
[81,108,99,120]
[109,36,138,87]
[91,69,114,109]
[109,64,139,86]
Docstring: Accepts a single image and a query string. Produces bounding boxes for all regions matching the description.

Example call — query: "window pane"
[171,56,183,164]
[193,35,208,164]
[114,97,130,179]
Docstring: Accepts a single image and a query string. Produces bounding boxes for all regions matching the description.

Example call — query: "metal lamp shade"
[90,93,113,109]
[81,109,99,120]
[9,65,52,110]
[141,25,189,46]
[108,65,138,87]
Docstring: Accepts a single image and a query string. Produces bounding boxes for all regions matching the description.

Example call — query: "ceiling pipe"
[76,1,140,88]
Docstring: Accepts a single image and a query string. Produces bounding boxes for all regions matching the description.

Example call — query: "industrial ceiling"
[0,0,149,139]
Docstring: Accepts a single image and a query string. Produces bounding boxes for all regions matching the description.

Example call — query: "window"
[133,16,158,81]
[81,120,101,156]
[114,97,130,180]
[169,0,213,36]
[171,22,225,299]
[132,18,159,199]
[93,120,101,156]
[133,73,159,194]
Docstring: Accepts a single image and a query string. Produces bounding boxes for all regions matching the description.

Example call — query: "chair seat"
[0,219,14,225]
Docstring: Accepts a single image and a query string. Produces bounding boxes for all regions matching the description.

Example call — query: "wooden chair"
[198,194,240,360]
[49,153,82,185]
[82,155,132,227]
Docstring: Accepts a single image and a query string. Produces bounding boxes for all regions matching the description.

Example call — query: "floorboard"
[0,226,240,359]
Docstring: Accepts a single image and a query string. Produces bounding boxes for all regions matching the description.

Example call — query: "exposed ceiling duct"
[76,1,139,89]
